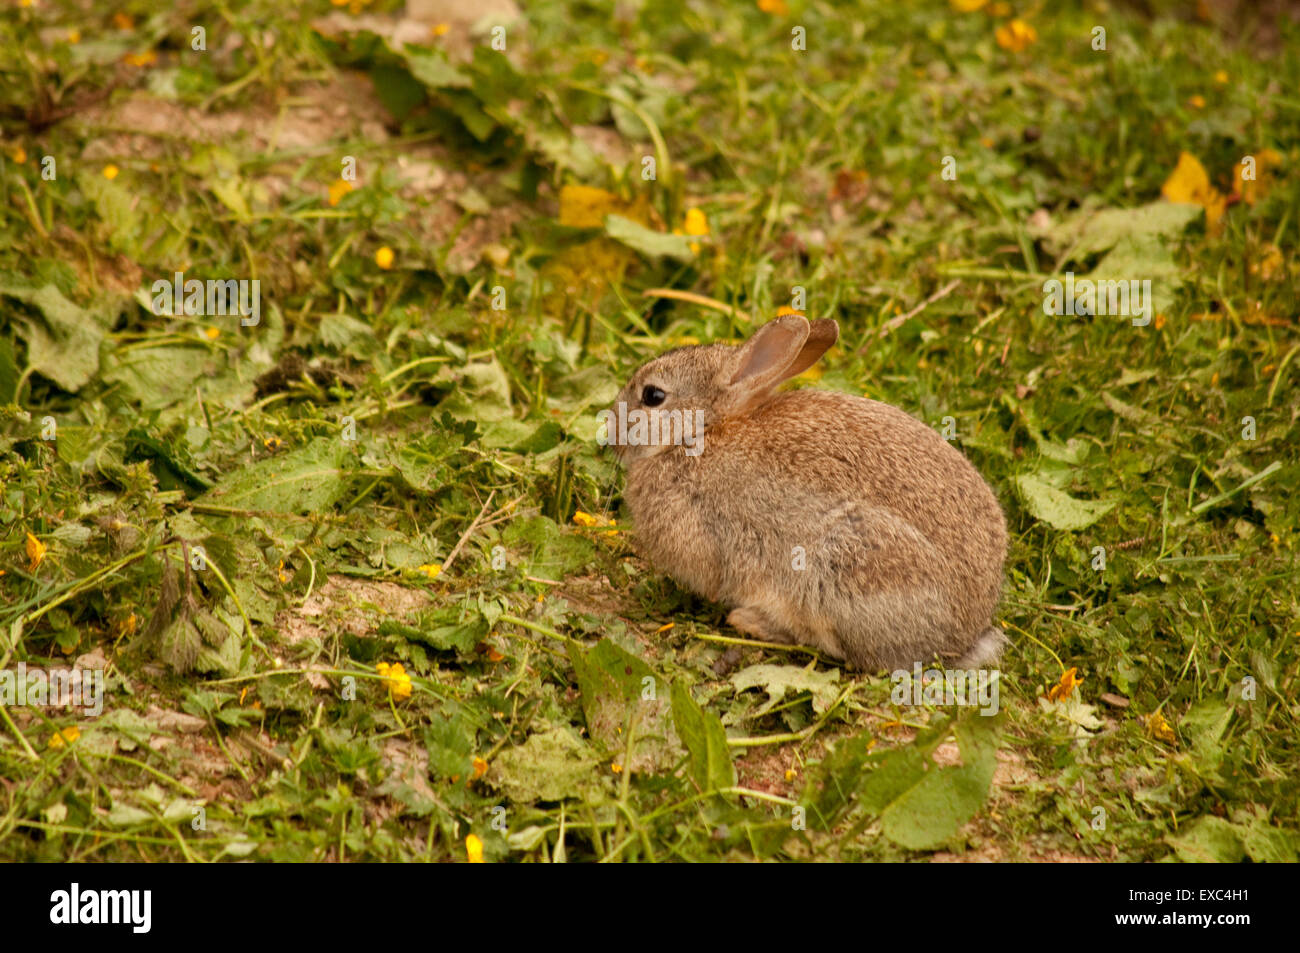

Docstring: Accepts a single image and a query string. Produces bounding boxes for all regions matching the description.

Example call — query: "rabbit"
[607,314,1008,672]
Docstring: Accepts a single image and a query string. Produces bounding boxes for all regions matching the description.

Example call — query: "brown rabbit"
[606,314,1008,671]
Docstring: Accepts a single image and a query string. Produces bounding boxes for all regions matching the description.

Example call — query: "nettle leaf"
[489,727,609,804]
[800,731,879,830]
[0,283,113,392]
[502,515,596,577]
[868,713,1003,851]
[1014,472,1116,531]
[424,707,478,780]
[568,639,683,773]
[1166,816,1246,863]
[141,552,233,673]
[671,682,735,795]
[199,437,351,514]
[1030,200,1202,260]
[729,663,841,719]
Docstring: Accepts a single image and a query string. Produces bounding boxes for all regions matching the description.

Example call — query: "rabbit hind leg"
[727,605,846,661]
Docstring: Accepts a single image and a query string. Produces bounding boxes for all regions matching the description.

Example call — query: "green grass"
[0,0,1296,862]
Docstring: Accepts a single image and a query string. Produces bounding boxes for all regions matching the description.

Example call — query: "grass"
[0,0,1296,863]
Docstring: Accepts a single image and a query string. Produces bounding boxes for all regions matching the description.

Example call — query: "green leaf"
[1030,200,1202,260]
[1166,816,1246,863]
[870,713,1001,851]
[670,682,735,794]
[729,664,841,718]
[1014,472,1116,531]
[403,48,472,89]
[424,707,478,780]
[604,214,694,261]
[569,639,683,773]
[199,437,351,514]
[1239,815,1297,863]
[489,727,609,804]
[0,283,111,392]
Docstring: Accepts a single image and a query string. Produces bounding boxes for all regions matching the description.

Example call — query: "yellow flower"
[374,246,395,269]
[417,563,442,579]
[775,305,805,317]
[67,29,80,44]
[1250,244,1284,280]
[1234,147,1282,206]
[11,146,26,164]
[375,661,413,701]
[327,178,353,207]
[572,511,600,527]
[987,0,1011,13]
[1213,70,1229,85]
[204,326,220,340]
[486,646,505,663]
[757,0,789,15]
[683,207,709,255]
[49,726,80,749]
[1046,667,1083,702]
[276,560,289,584]
[25,533,46,572]
[102,164,120,180]
[784,767,798,781]
[1162,151,1226,233]
[466,834,484,863]
[123,50,158,68]
[1154,313,1167,330]
[1146,711,1176,743]
[1187,94,1206,109]
[949,0,988,10]
[471,757,488,780]
[263,436,282,452]
[611,762,623,774]
[432,23,451,37]
[995,19,1037,52]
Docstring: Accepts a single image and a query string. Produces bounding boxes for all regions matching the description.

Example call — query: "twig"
[440,490,496,574]
[642,288,753,323]
[875,280,961,339]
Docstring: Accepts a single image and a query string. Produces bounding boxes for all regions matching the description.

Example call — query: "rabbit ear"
[780,317,838,380]
[725,316,838,409]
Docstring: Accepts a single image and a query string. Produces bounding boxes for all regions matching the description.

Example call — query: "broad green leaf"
[729,664,841,718]
[1166,816,1246,863]
[1030,200,1202,259]
[870,713,1001,851]
[199,437,351,514]
[1,283,110,392]
[1014,472,1116,531]
[671,682,735,794]
[1239,815,1297,863]
[489,727,609,804]
[604,214,694,261]
[568,639,683,773]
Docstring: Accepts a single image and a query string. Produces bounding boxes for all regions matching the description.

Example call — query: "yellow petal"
[466,834,484,863]
[26,533,47,571]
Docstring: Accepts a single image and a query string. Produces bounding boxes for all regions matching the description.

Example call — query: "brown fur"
[611,315,1008,672]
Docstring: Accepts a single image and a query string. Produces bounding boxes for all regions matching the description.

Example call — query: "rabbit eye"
[641,385,667,407]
